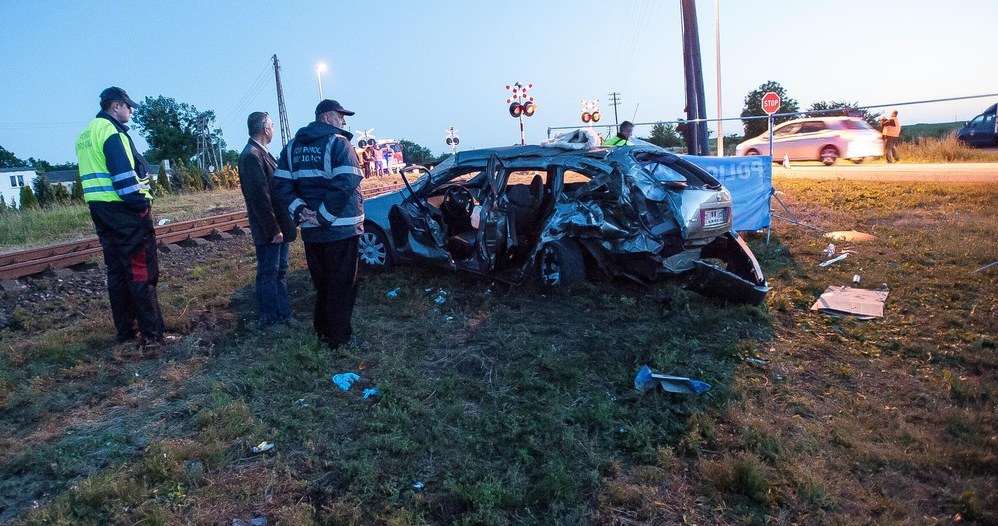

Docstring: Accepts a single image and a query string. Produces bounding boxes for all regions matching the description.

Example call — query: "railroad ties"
[0,182,404,284]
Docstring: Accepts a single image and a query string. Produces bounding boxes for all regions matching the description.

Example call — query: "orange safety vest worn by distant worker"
[882,116,901,138]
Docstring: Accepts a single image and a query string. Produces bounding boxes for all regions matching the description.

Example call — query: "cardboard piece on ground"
[810,286,889,319]
[825,230,878,242]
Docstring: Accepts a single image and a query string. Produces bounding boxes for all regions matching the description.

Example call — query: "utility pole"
[680,0,709,156]
[272,54,292,148]
[607,91,621,128]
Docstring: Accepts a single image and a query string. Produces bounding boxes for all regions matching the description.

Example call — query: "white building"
[0,166,38,208]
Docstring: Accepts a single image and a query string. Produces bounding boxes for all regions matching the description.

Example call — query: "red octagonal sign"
[761,91,781,115]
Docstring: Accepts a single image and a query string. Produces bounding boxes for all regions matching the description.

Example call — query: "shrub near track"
[2,179,996,524]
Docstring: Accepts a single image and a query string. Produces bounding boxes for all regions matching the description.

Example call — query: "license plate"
[702,208,726,228]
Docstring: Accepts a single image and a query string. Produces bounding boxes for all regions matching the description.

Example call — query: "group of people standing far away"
[78,86,365,353]
[359,142,395,179]
[880,110,902,164]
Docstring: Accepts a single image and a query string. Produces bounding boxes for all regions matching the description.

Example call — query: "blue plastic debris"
[412,481,425,490]
[362,387,381,399]
[386,287,400,298]
[332,372,360,391]
[634,365,711,395]
[745,357,768,365]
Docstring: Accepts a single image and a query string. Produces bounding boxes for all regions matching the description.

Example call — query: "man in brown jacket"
[238,112,298,328]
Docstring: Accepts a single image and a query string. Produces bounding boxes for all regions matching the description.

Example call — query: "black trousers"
[89,202,166,341]
[303,236,359,347]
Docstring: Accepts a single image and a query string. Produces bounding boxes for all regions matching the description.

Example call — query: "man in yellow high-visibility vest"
[76,87,172,349]
[603,121,635,146]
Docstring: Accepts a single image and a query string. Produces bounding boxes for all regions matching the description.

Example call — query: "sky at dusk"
[2,0,997,164]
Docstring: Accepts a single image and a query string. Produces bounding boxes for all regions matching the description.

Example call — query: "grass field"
[0,178,995,524]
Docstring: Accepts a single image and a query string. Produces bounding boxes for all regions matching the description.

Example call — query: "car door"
[769,122,802,159]
[387,171,456,269]
[472,154,512,273]
[793,121,827,160]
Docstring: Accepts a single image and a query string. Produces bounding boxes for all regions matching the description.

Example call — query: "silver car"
[735,116,883,165]
[358,144,768,303]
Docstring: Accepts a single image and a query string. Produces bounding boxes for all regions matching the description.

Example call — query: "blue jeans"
[255,242,291,325]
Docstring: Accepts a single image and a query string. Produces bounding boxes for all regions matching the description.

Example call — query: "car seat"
[506,174,543,240]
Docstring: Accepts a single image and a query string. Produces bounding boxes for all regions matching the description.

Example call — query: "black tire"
[538,239,585,288]
[745,149,760,156]
[820,146,839,166]
[359,224,392,268]
[850,157,865,164]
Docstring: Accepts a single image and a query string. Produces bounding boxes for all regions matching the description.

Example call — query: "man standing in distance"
[603,121,636,146]
[238,112,297,328]
[881,110,902,164]
[273,100,365,349]
[75,87,170,348]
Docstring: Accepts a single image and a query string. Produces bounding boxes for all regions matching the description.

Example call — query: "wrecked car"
[358,141,768,303]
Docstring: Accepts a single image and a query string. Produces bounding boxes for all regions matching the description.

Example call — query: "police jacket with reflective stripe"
[273,121,364,243]
[75,112,152,211]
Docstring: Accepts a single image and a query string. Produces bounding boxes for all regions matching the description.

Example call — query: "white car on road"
[735,116,884,165]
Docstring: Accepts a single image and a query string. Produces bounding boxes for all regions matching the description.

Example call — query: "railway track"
[0,182,404,281]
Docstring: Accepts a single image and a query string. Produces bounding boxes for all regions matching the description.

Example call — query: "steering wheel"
[442,185,474,219]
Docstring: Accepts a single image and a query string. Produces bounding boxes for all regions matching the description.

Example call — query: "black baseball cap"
[315,99,355,117]
[100,87,139,108]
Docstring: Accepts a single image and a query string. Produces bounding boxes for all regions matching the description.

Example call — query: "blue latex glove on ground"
[332,372,360,391]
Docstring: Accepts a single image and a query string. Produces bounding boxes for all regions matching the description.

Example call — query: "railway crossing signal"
[580,99,601,123]
[445,126,460,155]
[505,82,536,145]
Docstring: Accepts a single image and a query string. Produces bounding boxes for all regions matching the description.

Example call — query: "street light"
[316,62,327,100]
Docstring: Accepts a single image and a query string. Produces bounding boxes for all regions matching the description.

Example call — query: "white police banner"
[683,155,772,231]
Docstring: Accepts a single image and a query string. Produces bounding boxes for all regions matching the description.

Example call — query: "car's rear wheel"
[851,157,865,164]
[359,224,392,268]
[538,239,585,288]
[745,149,760,156]
[820,146,839,166]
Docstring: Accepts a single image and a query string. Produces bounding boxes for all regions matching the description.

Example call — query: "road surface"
[772,162,998,183]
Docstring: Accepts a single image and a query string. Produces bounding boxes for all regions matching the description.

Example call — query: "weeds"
[896,132,998,163]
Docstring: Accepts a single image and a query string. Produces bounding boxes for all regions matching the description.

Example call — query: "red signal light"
[509,102,523,117]
[522,101,536,117]
[581,112,592,123]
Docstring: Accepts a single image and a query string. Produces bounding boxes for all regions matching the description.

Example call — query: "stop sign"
[761,92,781,115]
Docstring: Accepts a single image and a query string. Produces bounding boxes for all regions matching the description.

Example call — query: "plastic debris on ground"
[250,441,274,454]
[819,253,848,267]
[362,387,381,399]
[231,517,267,526]
[157,218,172,226]
[294,397,309,408]
[745,357,768,366]
[433,289,448,304]
[824,230,878,242]
[810,285,889,319]
[386,287,400,298]
[412,481,425,490]
[332,372,360,391]
[822,243,836,258]
[634,365,711,395]
[853,274,861,285]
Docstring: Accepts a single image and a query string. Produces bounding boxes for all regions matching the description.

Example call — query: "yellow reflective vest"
[75,114,152,205]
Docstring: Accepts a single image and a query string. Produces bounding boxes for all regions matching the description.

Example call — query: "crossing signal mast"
[505,82,536,145]
[356,128,377,147]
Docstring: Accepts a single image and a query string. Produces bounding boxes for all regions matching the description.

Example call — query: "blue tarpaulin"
[683,155,773,231]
